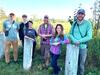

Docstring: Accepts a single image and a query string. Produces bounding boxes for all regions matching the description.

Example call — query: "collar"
[77,19,85,25]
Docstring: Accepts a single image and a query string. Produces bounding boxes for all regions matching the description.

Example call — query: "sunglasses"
[78,13,85,15]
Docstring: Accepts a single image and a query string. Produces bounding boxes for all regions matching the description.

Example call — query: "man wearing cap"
[19,15,28,47]
[69,9,92,75]
[3,13,19,64]
[38,15,54,68]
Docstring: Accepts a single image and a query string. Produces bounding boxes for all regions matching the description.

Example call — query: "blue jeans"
[77,48,87,75]
[50,52,60,74]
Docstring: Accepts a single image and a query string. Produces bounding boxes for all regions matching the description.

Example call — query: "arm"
[69,23,78,43]
[17,23,20,32]
[24,35,35,41]
[50,37,60,46]
[79,22,92,43]
[43,25,54,38]
[35,30,38,37]
[38,25,42,37]
[50,37,54,45]
[3,21,6,32]
[60,35,70,44]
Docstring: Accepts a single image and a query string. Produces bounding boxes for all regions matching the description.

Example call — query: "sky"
[0,0,95,19]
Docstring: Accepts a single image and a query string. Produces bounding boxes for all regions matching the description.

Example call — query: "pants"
[5,40,18,63]
[77,48,87,75]
[41,44,50,60]
[32,41,36,58]
[50,52,60,74]
[40,44,50,66]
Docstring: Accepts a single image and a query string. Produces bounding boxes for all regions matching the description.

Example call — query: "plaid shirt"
[38,23,54,45]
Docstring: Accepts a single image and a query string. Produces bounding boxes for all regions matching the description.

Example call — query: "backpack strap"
[72,21,77,37]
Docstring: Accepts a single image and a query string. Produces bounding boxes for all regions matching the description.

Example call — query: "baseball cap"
[77,9,85,14]
[44,15,49,19]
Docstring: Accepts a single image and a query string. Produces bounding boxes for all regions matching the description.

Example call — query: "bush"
[86,36,100,74]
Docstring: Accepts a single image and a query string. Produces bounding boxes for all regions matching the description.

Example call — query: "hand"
[75,41,80,45]
[41,34,46,38]
[52,42,60,46]
[25,36,35,41]
[25,36,29,39]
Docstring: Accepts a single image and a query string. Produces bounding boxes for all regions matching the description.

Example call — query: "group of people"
[1,8,92,75]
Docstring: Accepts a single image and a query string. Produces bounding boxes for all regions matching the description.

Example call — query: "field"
[0,20,100,75]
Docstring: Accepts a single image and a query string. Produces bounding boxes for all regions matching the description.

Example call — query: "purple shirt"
[50,35,69,55]
[38,23,53,45]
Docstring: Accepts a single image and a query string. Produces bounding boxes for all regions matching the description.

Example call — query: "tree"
[93,0,100,36]
[0,8,7,21]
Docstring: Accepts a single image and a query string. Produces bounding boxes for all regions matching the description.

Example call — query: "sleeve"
[3,21,6,30]
[17,23,20,30]
[60,35,70,44]
[79,22,92,43]
[50,37,54,45]
[35,30,38,37]
[69,23,78,43]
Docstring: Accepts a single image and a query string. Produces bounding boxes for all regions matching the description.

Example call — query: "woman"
[50,24,69,75]
[23,20,37,70]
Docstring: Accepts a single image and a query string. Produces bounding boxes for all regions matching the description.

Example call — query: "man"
[19,15,28,47]
[69,9,92,75]
[38,15,54,68]
[3,13,19,64]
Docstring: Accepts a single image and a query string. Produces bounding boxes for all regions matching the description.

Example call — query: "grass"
[0,44,66,75]
[0,20,100,75]
[0,44,99,75]
[0,40,100,75]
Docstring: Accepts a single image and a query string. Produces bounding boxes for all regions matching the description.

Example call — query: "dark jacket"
[19,22,28,40]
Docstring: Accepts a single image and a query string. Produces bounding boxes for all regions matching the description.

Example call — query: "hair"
[28,20,33,24]
[9,13,15,16]
[54,24,64,40]
[22,14,27,18]
[44,15,49,19]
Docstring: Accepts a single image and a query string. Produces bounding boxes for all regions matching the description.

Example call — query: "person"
[25,21,37,58]
[50,24,69,75]
[69,9,92,75]
[3,13,19,64]
[19,14,28,47]
[0,22,5,59]
[38,15,54,68]
[68,16,73,25]
[23,20,37,70]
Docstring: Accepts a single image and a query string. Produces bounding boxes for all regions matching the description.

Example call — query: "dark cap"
[22,14,27,18]
[44,15,49,19]
[9,13,15,16]
[77,9,85,14]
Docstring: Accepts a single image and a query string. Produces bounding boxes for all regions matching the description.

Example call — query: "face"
[9,15,14,20]
[22,17,27,22]
[77,13,85,21]
[28,22,32,28]
[44,18,48,24]
[56,26,62,35]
